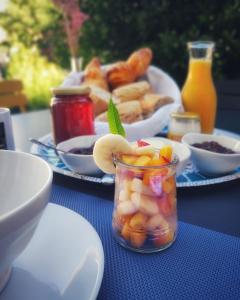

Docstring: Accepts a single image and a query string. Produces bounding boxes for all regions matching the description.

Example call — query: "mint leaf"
[107,98,126,137]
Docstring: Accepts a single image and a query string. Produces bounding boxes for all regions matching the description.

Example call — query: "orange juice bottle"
[182,41,217,133]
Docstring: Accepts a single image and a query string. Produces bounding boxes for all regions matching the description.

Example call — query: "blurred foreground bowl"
[0,150,52,292]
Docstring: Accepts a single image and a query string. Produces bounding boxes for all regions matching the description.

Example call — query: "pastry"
[96,101,143,124]
[127,48,153,78]
[113,81,151,102]
[81,84,118,116]
[140,94,174,117]
[106,61,136,89]
[83,57,109,91]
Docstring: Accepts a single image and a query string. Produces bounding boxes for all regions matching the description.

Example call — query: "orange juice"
[182,42,217,133]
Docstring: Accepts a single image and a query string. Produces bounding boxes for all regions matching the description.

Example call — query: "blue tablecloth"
[51,184,240,300]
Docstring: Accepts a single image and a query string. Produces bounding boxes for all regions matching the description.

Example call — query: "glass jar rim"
[114,153,179,170]
[51,86,90,96]
[187,41,215,49]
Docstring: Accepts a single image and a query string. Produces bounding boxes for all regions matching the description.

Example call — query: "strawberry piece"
[137,140,150,147]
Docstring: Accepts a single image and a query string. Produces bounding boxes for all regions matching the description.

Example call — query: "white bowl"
[57,135,103,175]
[182,133,240,176]
[0,150,52,292]
[143,137,191,176]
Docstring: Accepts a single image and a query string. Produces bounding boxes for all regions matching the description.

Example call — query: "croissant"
[127,48,153,78]
[106,61,136,89]
[83,57,109,91]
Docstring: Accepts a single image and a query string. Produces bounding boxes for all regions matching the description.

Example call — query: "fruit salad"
[93,134,178,253]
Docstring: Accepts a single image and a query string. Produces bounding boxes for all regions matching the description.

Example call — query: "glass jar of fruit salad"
[51,86,95,144]
[112,149,178,253]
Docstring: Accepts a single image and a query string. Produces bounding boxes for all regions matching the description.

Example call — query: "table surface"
[10,109,240,299]
[12,109,240,238]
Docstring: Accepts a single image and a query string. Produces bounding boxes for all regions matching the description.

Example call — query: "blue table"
[52,175,240,300]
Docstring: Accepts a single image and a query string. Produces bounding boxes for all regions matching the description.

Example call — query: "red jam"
[51,86,95,144]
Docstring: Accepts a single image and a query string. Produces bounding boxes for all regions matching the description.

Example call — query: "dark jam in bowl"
[192,141,236,154]
[69,144,94,155]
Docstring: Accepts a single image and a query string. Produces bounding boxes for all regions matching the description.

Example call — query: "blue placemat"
[51,184,240,300]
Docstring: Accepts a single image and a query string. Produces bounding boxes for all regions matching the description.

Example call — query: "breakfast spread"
[80,48,174,123]
[192,141,236,154]
[93,131,178,252]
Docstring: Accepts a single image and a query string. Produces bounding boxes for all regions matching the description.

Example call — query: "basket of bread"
[62,48,182,141]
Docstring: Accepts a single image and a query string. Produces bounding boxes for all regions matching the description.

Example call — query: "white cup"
[0,108,15,150]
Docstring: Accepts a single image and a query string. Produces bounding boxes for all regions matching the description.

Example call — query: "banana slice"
[93,134,134,174]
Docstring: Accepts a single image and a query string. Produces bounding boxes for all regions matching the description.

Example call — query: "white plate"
[0,203,104,300]
[30,129,240,187]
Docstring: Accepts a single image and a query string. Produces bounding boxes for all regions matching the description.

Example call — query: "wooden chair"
[0,80,27,112]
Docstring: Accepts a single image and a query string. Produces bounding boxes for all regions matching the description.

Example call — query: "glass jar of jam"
[168,112,201,142]
[51,86,95,144]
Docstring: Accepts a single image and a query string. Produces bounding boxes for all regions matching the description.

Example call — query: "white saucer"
[0,203,104,300]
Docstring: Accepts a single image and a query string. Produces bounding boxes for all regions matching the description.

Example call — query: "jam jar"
[51,86,95,144]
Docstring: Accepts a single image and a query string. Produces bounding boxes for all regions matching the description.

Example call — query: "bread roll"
[106,61,136,89]
[127,48,153,78]
[140,94,174,117]
[113,81,151,102]
[96,101,143,124]
[83,57,109,91]
[81,84,118,116]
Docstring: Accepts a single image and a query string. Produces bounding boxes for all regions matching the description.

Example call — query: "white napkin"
[62,65,183,141]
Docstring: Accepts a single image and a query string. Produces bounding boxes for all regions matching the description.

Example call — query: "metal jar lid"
[51,85,91,96]
[170,112,200,120]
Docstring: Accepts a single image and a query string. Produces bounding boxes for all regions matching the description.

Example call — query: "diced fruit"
[149,175,163,196]
[162,176,175,194]
[134,155,152,166]
[119,189,130,202]
[121,221,131,240]
[122,179,132,191]
[141,183,155,197]
[146,214,169,231]
[121,154,138,165]
[135,146,155,157]
[130,178,143,193]
[137,140,150,147]
[130,231,146,248]
[113,211,132,227]
[159,145,173,162]
[117,201,137,215]
[158,195,175,217]
[131,192,141,209]
[148,157,168,167]
[129,212,148,230]
[153,229,174,247]
[143,169,167,186]
[139,195,159,216]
